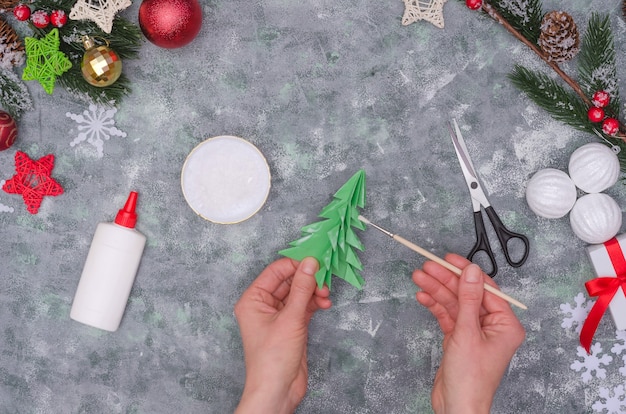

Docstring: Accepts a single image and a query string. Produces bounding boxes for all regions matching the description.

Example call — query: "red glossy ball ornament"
[138,0,202,49]
[588,107,605,123]
[0,111,18,151]
[50,10,67,28]
[31,10,50,29]
[466,0,482,10]
[602,118,620,135]
[592,90,610,108]
[13,4,31,21]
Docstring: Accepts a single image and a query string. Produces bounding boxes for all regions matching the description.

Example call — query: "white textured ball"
[570,193,622,244]
[525,168,577,219]
[568,142,620,193]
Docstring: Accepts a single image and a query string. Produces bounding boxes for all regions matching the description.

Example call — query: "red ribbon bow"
[580,237,626,353]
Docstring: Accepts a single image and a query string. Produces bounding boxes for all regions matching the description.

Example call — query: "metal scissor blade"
[448,119,490,209]
[449,119,478,179]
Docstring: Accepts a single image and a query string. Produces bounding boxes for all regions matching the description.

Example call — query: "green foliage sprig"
[30,0,143,106]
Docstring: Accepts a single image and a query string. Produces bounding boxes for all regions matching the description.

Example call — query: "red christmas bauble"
[138,0,202,48]
[592,90,610,108]
[602,118,620,135]
[588,107,605,123]
[50,10,67,28]
[13,4,31,21]
[0,111,18,151]
[31,10,50,29]
[466,0,482,10]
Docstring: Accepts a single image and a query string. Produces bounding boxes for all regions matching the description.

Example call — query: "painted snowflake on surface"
[592,385,626,414]
[571,343,613,383]
[66,104,127,157]
[561,292,593,333]
[0,180,14,213]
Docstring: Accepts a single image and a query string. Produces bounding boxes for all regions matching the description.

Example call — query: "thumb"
[454,264,484,338]
[285,257,319,315]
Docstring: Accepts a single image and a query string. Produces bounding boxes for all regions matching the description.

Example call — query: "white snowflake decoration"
[561,292,593,333]
[611,330,626,356]
[592,385,626,414]
[66,104,127,157]
[0,180,14,213]
[571,343,613,383]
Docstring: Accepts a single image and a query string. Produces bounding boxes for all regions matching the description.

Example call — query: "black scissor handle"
[484,206,530,268]
[467,211,498,277]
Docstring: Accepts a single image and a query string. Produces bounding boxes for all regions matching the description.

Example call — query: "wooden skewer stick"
[358,215,528,310]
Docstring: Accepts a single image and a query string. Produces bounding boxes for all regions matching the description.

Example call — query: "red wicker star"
[3,151,63,214]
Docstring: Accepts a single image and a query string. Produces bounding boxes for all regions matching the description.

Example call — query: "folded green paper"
[279,169,366,290]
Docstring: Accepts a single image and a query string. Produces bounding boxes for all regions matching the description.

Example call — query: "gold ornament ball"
[81,41,122,87]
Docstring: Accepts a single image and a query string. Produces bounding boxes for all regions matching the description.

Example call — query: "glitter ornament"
[50,10,67,28]
[592,90,610,108]
[31,10,49,29]
[587,107,605,123]
[525,168,577,219]
[13,4,31,21]
[80,36,122,87]
[0,110,17,151]
[568,143,620,193]
[570,193,622,244]
[138,0,202,48]
[466,0,482,10]
[602,118,619,135]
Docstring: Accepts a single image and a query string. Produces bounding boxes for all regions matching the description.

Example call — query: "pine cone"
[538,11,580,63]
[0,0,19,9]
[0,16,24,68]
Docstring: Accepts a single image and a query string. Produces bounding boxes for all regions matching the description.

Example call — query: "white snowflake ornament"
[66,104,127,157]
[560,292,593,333]
[69,0,131,33]
[571,343,613,383]
[592,385,626,414]
[402,0,447,29]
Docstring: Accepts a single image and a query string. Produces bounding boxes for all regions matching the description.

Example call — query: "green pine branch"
[0,68,33,119]
[577,13,619,115]
[489,0,544,44]
[26,0,143,106]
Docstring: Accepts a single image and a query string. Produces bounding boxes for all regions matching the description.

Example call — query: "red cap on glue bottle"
[115,191,138,228]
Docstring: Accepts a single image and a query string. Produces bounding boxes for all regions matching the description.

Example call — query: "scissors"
[448,119,529,277]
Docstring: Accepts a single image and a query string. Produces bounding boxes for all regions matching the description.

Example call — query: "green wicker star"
[22,28,72,94]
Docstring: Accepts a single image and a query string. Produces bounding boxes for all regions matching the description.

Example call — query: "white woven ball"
[570,193,622,244]
[568,142,620,193]
[525,168,577,219]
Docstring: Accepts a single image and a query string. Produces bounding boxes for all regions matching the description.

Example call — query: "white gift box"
[586,234,626,331]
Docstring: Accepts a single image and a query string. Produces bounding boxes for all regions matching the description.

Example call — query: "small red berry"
[50,10,67,28]
[602,118,620,135]
[466,0,482,10]
[13,4,31,21]
[592,90,610,108]
[588,107,605,123]
[31,10,50,29]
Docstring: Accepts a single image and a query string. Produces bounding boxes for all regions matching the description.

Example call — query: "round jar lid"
[181,136,271,224]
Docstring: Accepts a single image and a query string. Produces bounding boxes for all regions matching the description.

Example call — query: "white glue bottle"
[70,191,147,332]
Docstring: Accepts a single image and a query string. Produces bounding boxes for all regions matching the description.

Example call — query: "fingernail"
[464,264,482,283]
[301,257,318,275]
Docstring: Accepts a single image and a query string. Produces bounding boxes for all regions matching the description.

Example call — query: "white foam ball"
[568,142,620,193]
[525,168,577,219]
[570,193,622,244]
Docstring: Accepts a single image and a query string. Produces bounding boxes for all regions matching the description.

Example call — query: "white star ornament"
[402,0,447,29]
[69,0,132,34]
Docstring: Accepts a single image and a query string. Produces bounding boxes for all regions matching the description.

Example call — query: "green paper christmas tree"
[280,169,367,291]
